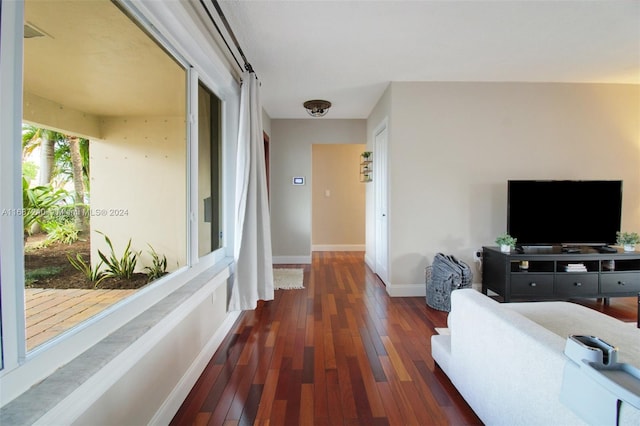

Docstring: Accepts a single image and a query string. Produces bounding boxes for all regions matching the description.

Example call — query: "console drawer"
[601,272,640,294]
[555,273,598,296]
[511,274,554,297]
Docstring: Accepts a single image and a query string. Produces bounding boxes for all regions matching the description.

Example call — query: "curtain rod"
[199,0,255,74]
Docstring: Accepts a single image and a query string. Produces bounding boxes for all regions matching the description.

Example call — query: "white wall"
[91,116,187,271]
[270,119,366,263]
[374,82,640,296]
[262,108,271,139]
[311,144,366,250]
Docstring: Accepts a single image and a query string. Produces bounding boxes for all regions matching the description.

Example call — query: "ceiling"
[217,0,640,119]
[24,0,185,118]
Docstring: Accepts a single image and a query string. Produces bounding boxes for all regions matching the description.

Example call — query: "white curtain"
[229,71,274,311]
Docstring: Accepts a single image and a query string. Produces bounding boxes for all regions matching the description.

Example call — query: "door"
[374,120,389,284]
[264,131,270,200]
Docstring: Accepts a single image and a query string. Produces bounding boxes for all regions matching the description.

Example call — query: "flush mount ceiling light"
[303,99,331,117]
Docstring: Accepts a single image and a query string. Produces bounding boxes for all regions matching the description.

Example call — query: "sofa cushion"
[504,301,639,365]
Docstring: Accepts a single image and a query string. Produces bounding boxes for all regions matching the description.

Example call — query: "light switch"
[325,189,331,197]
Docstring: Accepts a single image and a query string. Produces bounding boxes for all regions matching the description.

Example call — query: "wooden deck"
[25,288,136,350]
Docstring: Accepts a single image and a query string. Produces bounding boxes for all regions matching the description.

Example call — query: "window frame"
[196,80,224,257]
[0,0,28,372]
[0,0,236,405]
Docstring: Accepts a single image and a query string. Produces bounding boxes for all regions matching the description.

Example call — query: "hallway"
[171,252,480,425]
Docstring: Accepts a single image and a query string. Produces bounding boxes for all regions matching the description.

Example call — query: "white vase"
[623,244,635,252]
[500,244,511,253]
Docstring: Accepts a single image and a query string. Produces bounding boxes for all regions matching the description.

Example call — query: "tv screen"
[507,180,623,246]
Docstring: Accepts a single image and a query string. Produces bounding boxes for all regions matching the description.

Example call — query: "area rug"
[273,268,304,290]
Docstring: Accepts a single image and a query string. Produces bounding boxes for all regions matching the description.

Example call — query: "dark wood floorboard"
[171,251,637,426]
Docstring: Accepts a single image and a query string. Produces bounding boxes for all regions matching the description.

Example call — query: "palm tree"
[68,136,88,233]
[21,124,91,233]
[22,124,55,185]
[22,125,56,233]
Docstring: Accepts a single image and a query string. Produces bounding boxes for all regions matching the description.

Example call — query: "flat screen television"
[507,180,623,246]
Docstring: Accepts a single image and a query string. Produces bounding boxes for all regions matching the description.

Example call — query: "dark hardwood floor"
[171,251,637,426]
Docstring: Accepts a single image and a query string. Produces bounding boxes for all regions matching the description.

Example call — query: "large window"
[19,0,188,350]
[1,0,236,405]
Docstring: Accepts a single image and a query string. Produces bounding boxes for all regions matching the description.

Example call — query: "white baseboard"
[151,310,241,424]
[385,283,426,297]
[273,256,311,264]
[364,253,375,270]
[311,244,365,251]
[385,282,483,297]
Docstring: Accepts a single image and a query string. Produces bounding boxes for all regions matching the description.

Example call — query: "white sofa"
[431,289,640,425]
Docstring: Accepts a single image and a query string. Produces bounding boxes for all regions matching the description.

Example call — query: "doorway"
[311,144,366,251]
[374,120,389,284]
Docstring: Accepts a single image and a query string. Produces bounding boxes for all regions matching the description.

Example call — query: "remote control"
[563,247,581,253]
[598,246,618,253]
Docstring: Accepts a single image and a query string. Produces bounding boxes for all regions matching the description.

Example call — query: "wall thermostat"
[292,177,305,185]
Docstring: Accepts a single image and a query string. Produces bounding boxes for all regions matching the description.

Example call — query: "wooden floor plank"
[325,368,344,425]
[299,383,314,425]
[172,251,637,425]
[376,381,407,426]
[253,368,279,421]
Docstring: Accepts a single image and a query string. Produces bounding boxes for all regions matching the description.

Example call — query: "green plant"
[96,231,140,280]
[43,221,79,245]
[616,231,640,246]
[22,161,39,183]
[144,244,167,283]
[362,151,372,159]
[67,253,106,287]
[22,177,68,235]
[42,203,82,225]
[495,233,517,248]
[25,266,64,286]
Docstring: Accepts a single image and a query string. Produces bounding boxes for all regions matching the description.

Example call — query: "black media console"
[482,246,640,302]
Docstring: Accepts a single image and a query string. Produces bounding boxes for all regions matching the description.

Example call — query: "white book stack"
[564,263,587,272]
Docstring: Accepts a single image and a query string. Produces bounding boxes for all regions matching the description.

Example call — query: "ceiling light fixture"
[303,99,332,117]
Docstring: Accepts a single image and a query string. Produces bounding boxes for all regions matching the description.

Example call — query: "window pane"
[22,0,187,350]
[197,82,222,257]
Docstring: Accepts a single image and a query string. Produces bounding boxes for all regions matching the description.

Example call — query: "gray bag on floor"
[426,253,473,312]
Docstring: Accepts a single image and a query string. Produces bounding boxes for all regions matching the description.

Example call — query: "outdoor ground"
[24,234,148,290]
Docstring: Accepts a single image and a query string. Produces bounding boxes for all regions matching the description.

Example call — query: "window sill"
[0,257,234,424]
